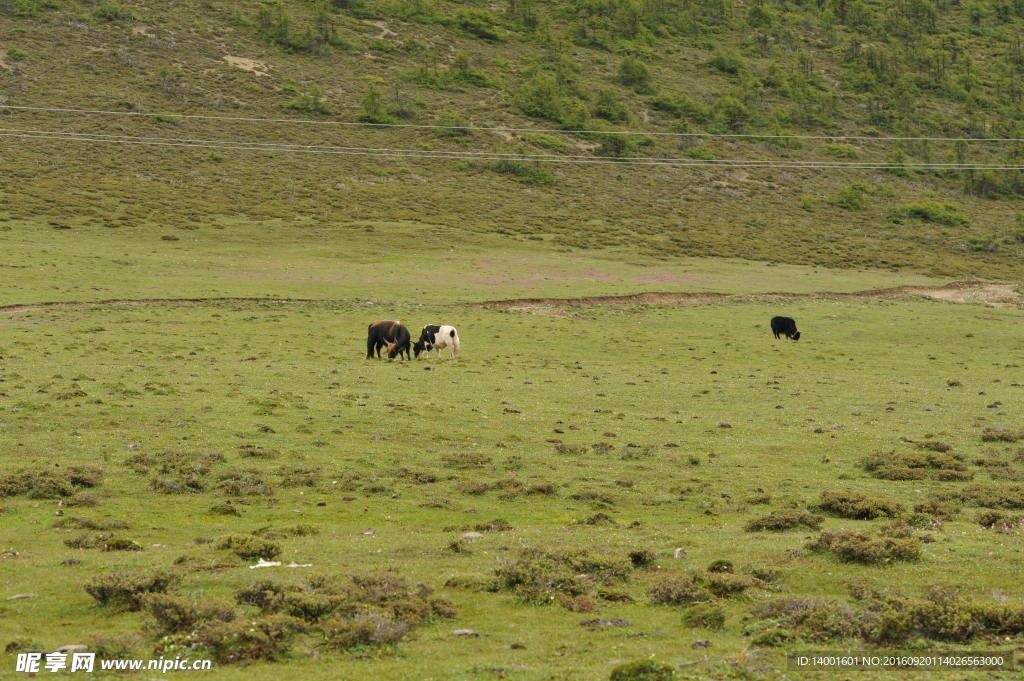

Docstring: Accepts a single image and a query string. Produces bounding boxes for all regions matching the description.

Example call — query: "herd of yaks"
[365,315,800,361]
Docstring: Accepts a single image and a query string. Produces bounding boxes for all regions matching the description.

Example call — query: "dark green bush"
[84,570,183,611]
[647,575,712,605]
[102,538,143,552]
[817,491,904,519]
[209,501,241,516]
[215,535,282,560]
[941,484,1024,509]
[681,603,725,629]
[914,500,959,518]
[53,517,129,530]
[495,548,631,603]
[744,511,823,532]
[188,614,307,664]
[321,612,410,650]
[976,509,1013,527]
[890,202,969,226]
[142,594,238,635]
[610,658,675,681]
[983,427,1024,443]
[806,530,920,565]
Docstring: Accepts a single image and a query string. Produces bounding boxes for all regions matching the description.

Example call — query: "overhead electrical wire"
[2,127,1022,170]
[2,104,1022,143]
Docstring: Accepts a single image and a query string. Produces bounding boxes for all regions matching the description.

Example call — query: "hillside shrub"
[215,535,282,560]
[681,603,725,629]
[610,658,675,681]
[84,570,183,611]
[143,594,238,635]
[744,511,822,532]
[806,530,920,564]
[940,484,1024,509]
[817,491,904,519]
[982,427,1024,443]
[890,202,969,226]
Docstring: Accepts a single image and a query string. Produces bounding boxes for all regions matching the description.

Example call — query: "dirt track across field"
[470,281,1024,311]
[0,282,1020,315]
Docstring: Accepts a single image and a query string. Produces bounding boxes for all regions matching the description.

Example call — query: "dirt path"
[0,282,1020,315]
[470,281,1024,310]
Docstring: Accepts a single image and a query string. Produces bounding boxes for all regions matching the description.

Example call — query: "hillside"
[2,0,1024,278]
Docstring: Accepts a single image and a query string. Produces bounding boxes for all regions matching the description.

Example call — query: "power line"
[2,104,1021,143]
[3,128,1023,170]
[4,125,1019,167]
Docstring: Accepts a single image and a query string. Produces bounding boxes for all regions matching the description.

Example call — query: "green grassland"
[6,0,1024,677]
[4,0,1024,277]
[2,223,1024,678]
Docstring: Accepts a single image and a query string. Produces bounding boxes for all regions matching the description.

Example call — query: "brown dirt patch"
[223,56,269,76]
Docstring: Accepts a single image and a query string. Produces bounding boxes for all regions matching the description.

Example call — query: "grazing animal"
[366,320,412,360]
[413,324,460,359]
[770,316,801,341]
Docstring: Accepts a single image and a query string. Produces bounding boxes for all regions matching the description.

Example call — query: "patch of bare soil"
[223,56,269,76]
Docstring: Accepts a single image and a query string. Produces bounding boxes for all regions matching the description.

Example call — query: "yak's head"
[412,340,430,358]
[387,341,401,358]
[792,331,801,341]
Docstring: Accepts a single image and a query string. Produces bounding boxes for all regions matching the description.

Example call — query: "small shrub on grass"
[806,530,920,564]
[982,427,1024,443]
[321,612,410,651]
[628,550,657,568]
[441,452,492,468]
[495,548,632,603]
[610,658,675,681]
[151,475,206,494]
[455,481,491,495]
[917,441,952,453]
[647,575,713,605]
[526,482,557,495]
[744,511,822,532]
[871,465,928,481]
[579,512,617,525]
[64,533,97,549]
[474,518,513,532]
[84,570,182,611]
[750,597,870,642]
[556,593,596,612]
[237,445,279,459]
[216,469,274,496]
[209,501,241,516]
[142,594,238,635]
[976,509,1013,527]
[0,468,94,499]
[186,614,307,664]
[54,517,130,530]
[489,160,556,186]
[707,560,733,574]
[863,452,969,481]
[890,202,969,226]
[941,484,1024,509]
[67,493,99,507]
[817,491,904,519]
[914,500,959,518]
[102,538,143,552]
[569,488,617,504]
[554,443,588,455]
[681,603,725,629]
[215,535,282,560]
[592,442,615,454]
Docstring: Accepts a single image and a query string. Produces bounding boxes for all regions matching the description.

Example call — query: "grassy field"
[3,220,1024,679]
